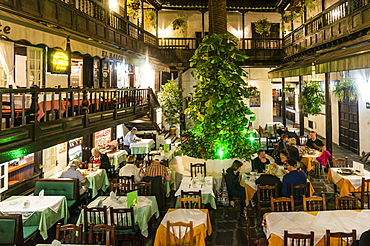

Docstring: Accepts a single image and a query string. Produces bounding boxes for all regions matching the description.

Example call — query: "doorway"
[339,98,359,154]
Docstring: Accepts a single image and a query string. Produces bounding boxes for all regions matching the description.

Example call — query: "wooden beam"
[299,75,304,136]
[282,77,287,126]
[325,72,333,154]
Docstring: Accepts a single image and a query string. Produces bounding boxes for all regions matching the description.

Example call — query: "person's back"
[119,163,141,182]
[281,159,307,197]
[255,163,282,194]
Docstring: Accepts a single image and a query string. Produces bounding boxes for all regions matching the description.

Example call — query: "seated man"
[306,131,324,151]
[281,159,307,197]
[118,155,141,182]
[277,128,300,145]
[60,159,87,195]
[123,127,141,155]
[252,150,270,173]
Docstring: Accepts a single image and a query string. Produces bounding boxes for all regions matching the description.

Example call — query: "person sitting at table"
[316,146,332,171]
[255,163,282,195]
[225,160,246,216]
[306,131,325,151]
[252,150,270,173]
[276,149,289,166]
[286,138,302,163]
[281,159,307,197]
[277,133,289,152]
[90,148,111,172]
[277,128,300,145]
[123,127,141,155]
[118,155,141,182]
[60,159,87,195]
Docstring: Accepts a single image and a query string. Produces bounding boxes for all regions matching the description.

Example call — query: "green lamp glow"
[218,148,224,159]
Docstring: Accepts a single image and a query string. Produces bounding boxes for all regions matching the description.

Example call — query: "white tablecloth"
[329,168,370,189]
[174,177,215,197]
[265,210,370,245]
[161,209,207,239]
[130,139,155,148]
[89,195,152,209]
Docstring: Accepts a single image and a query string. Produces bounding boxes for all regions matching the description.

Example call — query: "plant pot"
[295,6,302,13]
[170,127,176,135]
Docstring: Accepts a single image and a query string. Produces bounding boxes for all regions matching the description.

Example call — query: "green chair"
[0,214,38,246]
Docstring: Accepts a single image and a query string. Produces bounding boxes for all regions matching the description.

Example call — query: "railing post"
[30,85,40,142]
[113,91,118,120]
[133,90,136,114]
[82,88,89,128]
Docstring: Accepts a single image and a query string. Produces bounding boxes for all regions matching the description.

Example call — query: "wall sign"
[250,91,261,107]
[48,48,70,74]
[366,102,370,109]
[94,128,111,147]
[0,22,11,34]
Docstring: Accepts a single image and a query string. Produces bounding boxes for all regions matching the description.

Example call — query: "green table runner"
[83,169,110,198]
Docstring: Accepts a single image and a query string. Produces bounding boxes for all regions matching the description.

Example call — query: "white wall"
[46,73,68,88]
[15,55,27,87]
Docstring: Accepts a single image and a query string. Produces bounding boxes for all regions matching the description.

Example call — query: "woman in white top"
[118,155,141,182]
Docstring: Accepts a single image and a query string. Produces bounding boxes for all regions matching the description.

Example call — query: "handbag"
[216,178,229,207]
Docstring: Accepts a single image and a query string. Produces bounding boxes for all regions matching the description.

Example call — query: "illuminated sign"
[48,48,70,74]
[0,22,11,34]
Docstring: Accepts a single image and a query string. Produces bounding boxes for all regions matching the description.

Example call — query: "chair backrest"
[190,162,206,177]
[109,207,135,232]
[83,206,108,232]
[179,197,201,209]
[271,196,295,212]
[284,230,314,246]
[88,224,116,246]
[166,221,194,246]
[290,183,310,203]
[0,214,23,246]
[332,157,349,168]
[55,223,83,244]
[116,175,135,190]
[244,209,254,246]
[325,229,356,246]
[335,194,359,210]
[299,136,308,145]
[34,178,78,201]
[303,194,327,211]
[257,184,279,211]
[360,177,370,209]
[110,182,131,196]
[181,190,202,198]
[133,181,152,196]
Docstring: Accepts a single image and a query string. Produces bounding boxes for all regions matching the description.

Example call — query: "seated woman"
[255,163,282,194]
[224,160,246,216]
[286,138,302,163]
[275,149,289,179]
[90,148,111,172]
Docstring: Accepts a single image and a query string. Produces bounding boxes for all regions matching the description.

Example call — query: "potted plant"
[181,33,259,160]
[127,0,140,19]
[333,78,359,102]
[255,18,272,35]
[144,10,156,29]
[282,83,295,94]
[300,80,325,115]
[172,17,188,33]
[158,80,184,135]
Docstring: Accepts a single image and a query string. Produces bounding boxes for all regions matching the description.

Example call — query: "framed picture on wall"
[250,91,261,107]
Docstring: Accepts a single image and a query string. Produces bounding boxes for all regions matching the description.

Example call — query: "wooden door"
[339,98,359,154]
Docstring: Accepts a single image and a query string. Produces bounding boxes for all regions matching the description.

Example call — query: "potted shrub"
[255,18,272,35]
[127,0,140,19]
[333,78,359,102]
[172,17,188,33]
[300,80,325,115]
[158,80,184,135]
[144,10,156,29]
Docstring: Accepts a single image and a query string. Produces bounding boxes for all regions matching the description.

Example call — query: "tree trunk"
[208,0,227,35]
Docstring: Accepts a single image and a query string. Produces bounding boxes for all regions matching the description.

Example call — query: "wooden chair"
[166,221,194,246]
[117,175,135,190]
[133,181,152,196]
[88,224,116,246]
[181,190,202,198]
[325,229,356,246]
[271,196,295,212]
[82,206,108,232]
[256,184,279,217]
[332,157,349,168]
[179,197,201,209]
[360,177,370,209]
[335,194,359,210]
[110,183,132,196]
[284,230,314,246]
[190,162,206,177]
[0,214,38,246]
[55,223,83,244]
[303,194,327,211]
[290,183,310,208]
[109,207,137,245]
[299,135,308,145]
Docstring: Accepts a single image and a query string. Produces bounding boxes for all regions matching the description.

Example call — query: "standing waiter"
[123,127,141,155]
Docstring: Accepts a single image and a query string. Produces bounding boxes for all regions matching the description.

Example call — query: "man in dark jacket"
[224,160,246,215]
[281,159,307,197]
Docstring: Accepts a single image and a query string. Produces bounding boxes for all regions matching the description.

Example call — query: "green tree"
[158,80,184,126]
[300,80,325,115]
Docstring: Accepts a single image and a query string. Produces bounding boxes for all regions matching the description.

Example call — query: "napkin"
[51,239,62,246]
[110,191,116,200]
[97,199,104,208]
[38,189,44,199]
[23,199,30,209]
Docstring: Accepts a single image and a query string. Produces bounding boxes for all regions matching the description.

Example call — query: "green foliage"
[172,17,188,33]
[144,10,156,29]
[300,80,325,115]
[181,33,259,160]
[333,78,359,102]
[282,83,295,94]
[255,18,272,35]
[127,0,140,19]
[158,80,184,126]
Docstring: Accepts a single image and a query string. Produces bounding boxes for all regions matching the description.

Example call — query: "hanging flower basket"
[172,17,188,33]
[333,78,359,102]
[127,0,140,19]
[144,10,156,29]
[255,18,272,35]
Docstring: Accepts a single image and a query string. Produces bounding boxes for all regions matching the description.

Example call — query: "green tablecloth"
[175,194,217,210]
[83,169,110,198]
[76,196,159,238]
[131,143,155,154]
[3,196,69,240]
[106,150,127,169]
[164,168,175,197]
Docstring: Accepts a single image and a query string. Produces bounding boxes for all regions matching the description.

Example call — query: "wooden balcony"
[284,0,370,58]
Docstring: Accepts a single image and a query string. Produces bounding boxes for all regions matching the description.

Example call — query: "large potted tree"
[158,80,184,135]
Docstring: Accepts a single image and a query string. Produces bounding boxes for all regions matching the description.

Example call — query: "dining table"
[300,148,321,172]
[174,176,216,209]
[327,167,370,196]
[0,195,69,240]
[130,139,155,155]
[105,149,128,169]
[76,195,159,238]
[153,208,212,246]
[264,210,370,245]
